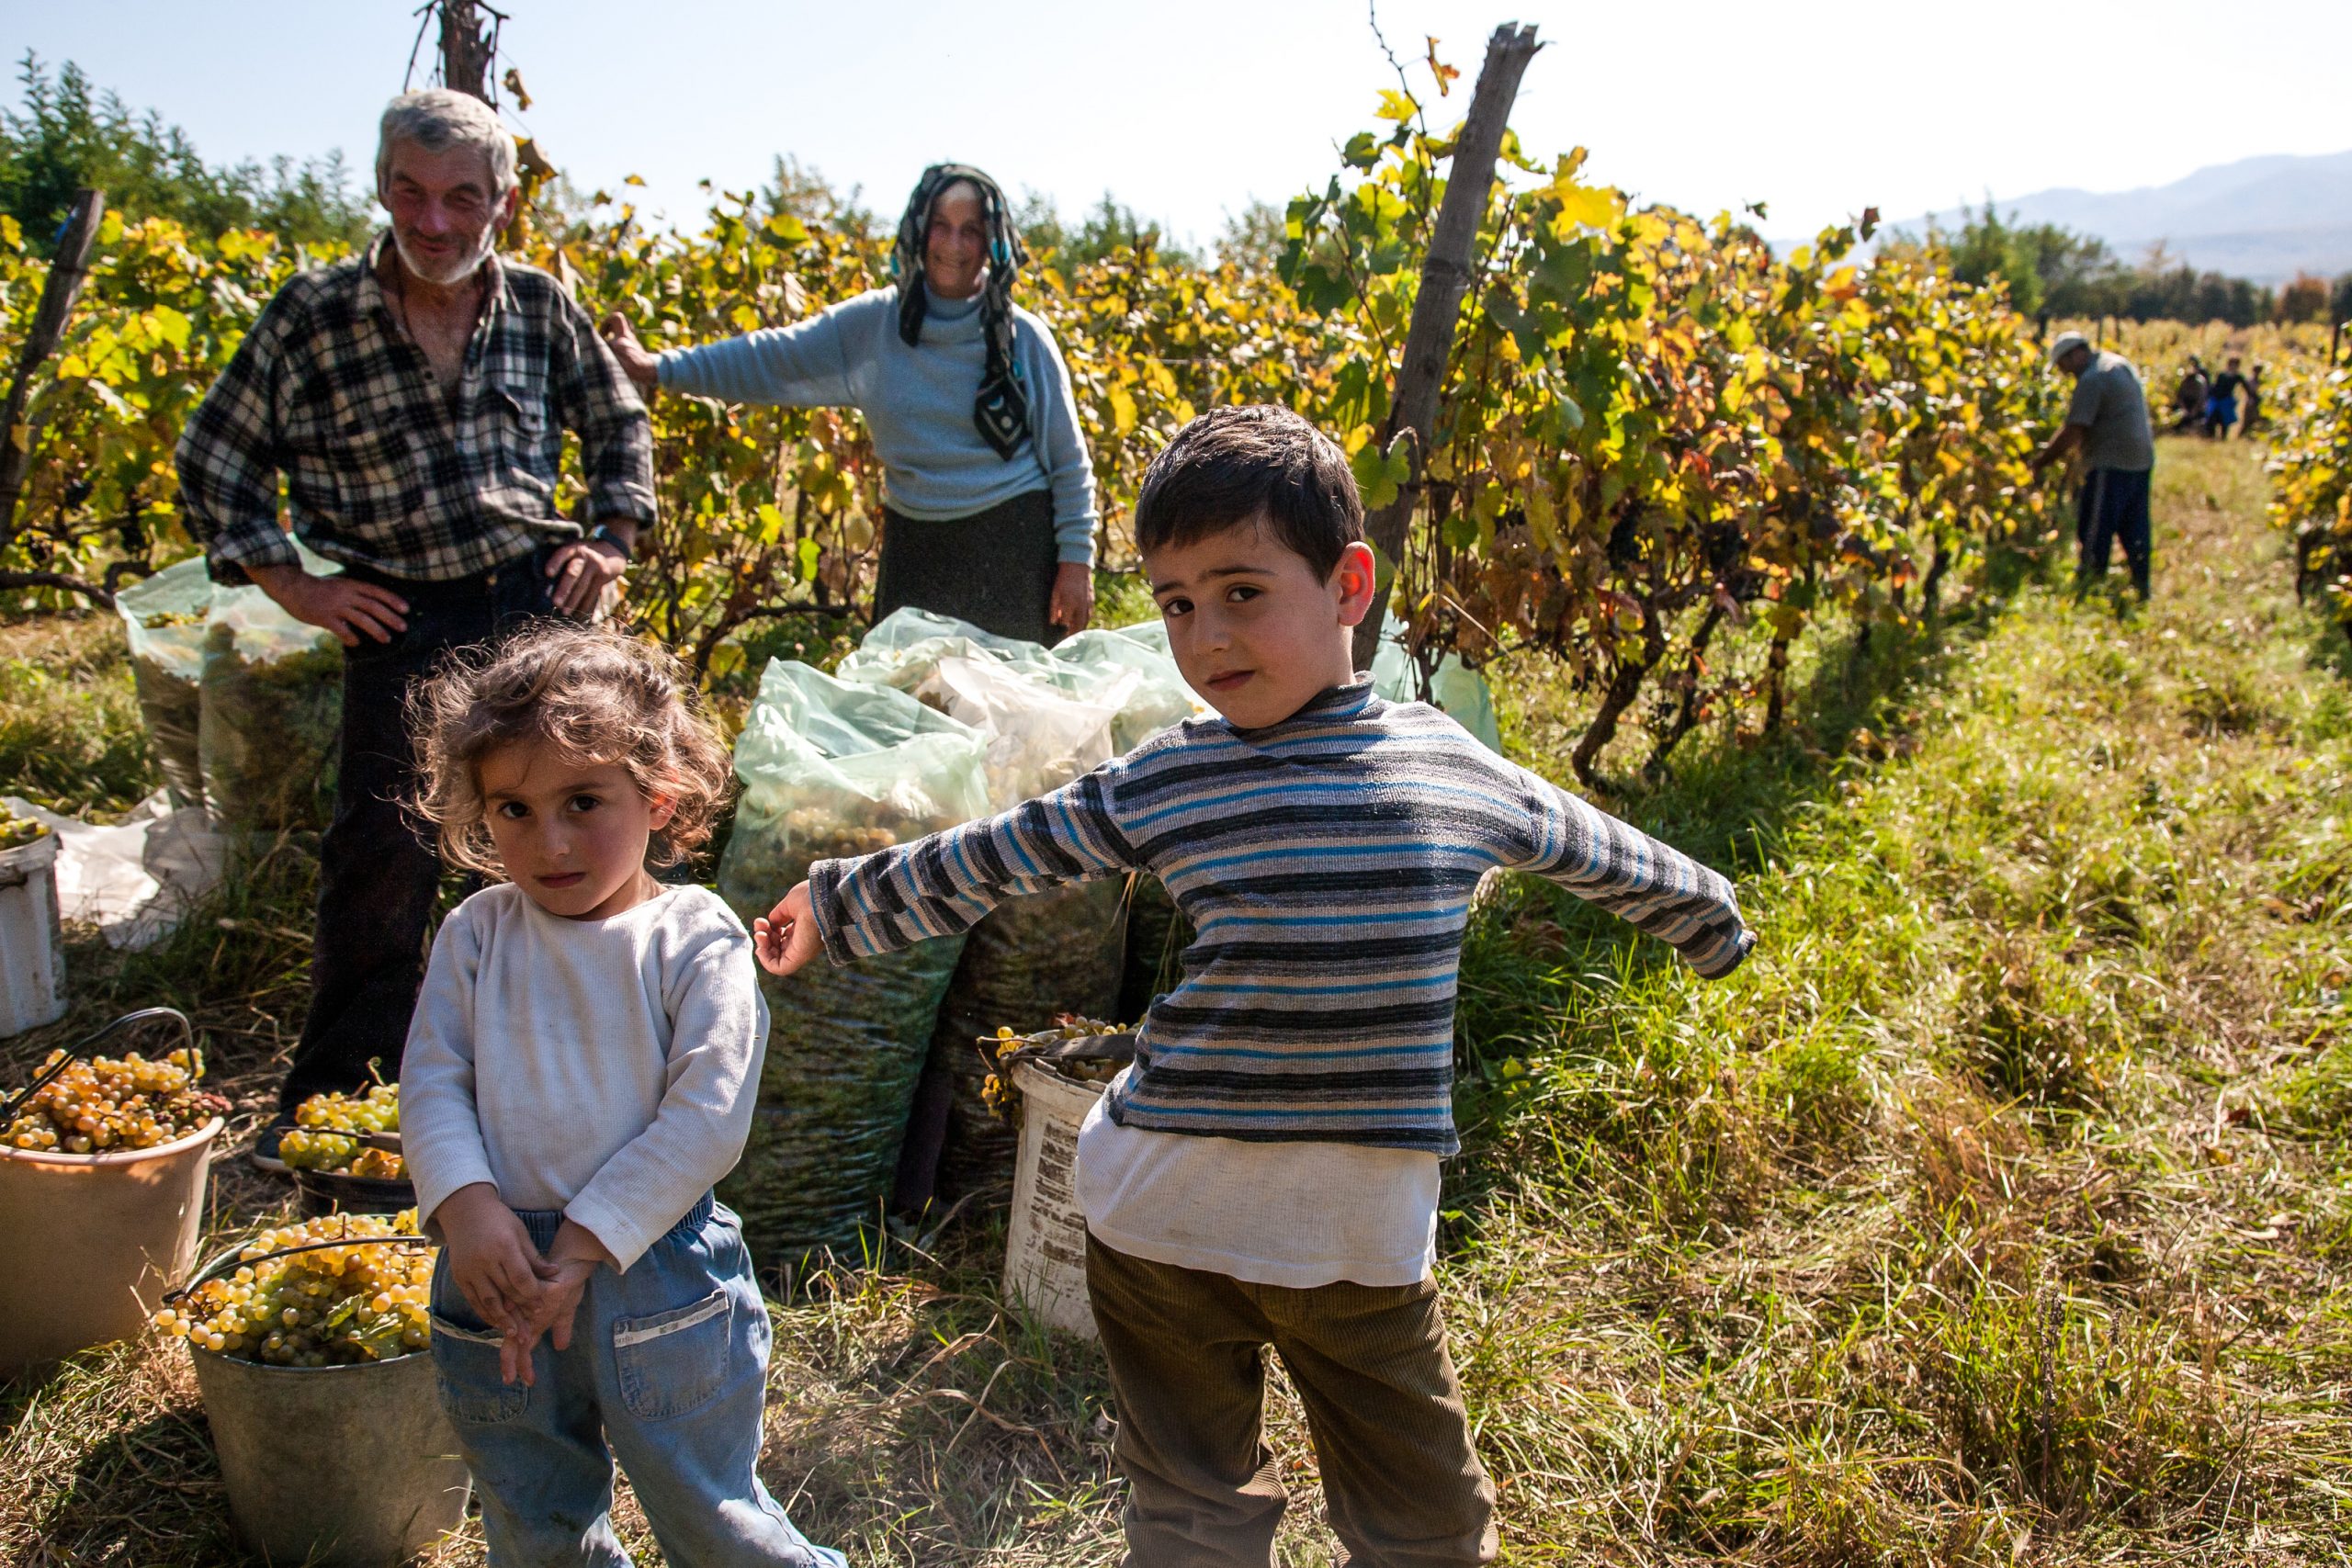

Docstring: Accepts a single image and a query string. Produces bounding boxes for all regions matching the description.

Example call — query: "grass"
[8,434,2352,1562]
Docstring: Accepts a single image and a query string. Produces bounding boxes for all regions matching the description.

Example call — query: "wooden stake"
[1351,22,1542,671]
[438,0,496,102]
[0,187,107,552]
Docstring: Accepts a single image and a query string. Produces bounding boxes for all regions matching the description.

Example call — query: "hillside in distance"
[1900,150,2352,283]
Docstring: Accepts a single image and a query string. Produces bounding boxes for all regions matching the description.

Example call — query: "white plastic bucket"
[1001,1060,1104,1338]
[0,829,65,1037]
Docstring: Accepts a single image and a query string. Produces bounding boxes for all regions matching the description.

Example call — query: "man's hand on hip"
[546,529,630,617]
[246,563,409,647]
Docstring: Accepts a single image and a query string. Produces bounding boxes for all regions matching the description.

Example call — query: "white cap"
[2047,330,2091,365]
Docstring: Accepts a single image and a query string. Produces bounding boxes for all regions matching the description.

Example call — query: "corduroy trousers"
[1084,1234,1498,1568]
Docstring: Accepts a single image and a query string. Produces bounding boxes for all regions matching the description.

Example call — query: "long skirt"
[873,489,1061,647]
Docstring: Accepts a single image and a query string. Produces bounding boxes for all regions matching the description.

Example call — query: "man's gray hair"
[376,89,517,197]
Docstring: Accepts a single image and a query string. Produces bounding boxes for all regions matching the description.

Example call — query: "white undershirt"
[1074,1067,1441,1290]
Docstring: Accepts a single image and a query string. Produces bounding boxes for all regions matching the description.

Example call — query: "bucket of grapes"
[157,1212,470,1567]
[281,1083,413,1216]
[0,1008,227,1371]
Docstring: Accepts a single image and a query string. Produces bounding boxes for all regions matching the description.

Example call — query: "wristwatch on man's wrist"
[585,524,633,562]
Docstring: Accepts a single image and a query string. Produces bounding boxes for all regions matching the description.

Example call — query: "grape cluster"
[153,1210,433,1364]
[280,1084,401,1174]
[140,609,205,629]
[5,1048,224,1154]
[0,807,46,852]
[779,806,900,860]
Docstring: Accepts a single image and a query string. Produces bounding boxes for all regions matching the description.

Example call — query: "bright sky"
[6,0,2348,247]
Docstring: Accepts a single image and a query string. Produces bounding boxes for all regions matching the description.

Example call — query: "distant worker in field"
[2206,355,2248,438]
[601,164,1099,647]
[2030,331,2155,601]
[175,89,656,1169]
[2173,355,2210,433]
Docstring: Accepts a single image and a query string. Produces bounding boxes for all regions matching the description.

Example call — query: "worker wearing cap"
[2030,331,2155,600]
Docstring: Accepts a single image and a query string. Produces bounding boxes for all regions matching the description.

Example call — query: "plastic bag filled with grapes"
[198,576,344,834]
[895,657,1135,1201]
[833,605,1069,696]
[1051,620,1209,752]
[113,558,215,810]
[712,659,993,1263]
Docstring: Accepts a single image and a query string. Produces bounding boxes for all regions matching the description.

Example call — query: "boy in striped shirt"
[756,405,1753,1564]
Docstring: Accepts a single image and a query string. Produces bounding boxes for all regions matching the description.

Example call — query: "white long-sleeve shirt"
[401,883,769,1270]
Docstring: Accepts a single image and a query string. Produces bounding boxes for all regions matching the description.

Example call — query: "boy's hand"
[432,1183,540,1335]
[498,1219,612,1386]
[753,881,820,976]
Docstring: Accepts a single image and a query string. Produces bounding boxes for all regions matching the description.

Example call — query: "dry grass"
[8,435,2352,1562]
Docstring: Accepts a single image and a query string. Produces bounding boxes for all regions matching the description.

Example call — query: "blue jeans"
[429,1195,843,1568]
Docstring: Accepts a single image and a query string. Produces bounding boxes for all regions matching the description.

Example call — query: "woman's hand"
[599,312,660,396]
[1050,562,1094,635]
[753,882,821,976]
[432,1183,541,1339]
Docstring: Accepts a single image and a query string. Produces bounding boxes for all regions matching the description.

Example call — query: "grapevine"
[153,1210,433,1365]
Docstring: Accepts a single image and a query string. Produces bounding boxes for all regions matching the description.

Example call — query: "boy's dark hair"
[1133,404,1363,581]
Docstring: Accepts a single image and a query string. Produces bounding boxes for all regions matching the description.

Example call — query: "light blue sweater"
[657,287,1098,565]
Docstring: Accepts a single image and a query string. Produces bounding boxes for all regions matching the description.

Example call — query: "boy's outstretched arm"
[768,766,1140,974]
[1507,764,1755,978]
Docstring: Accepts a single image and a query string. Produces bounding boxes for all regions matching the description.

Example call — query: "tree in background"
[2275,272,2332,324]
[1888,205,2278,327]
[0,56,368,250]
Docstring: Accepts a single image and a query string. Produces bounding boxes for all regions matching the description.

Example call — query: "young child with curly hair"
[398,622,842,1568]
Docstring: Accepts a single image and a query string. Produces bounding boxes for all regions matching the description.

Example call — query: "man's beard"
[392,222,495,288]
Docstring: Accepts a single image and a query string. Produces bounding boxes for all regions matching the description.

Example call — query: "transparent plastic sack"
[197,553,346,833]
[115,558,215,809]
[835,605,1068,696]
[915,653,1135,811]
[712,660,993,1263]
[1372,632,1503,754]
[1052,622,1208,751]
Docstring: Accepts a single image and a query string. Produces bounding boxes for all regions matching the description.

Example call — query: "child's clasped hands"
[435,1182,614,1385]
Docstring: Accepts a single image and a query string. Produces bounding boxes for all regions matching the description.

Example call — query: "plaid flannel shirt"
[175,232,656,585]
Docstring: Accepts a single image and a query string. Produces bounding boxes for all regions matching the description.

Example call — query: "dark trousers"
[277,552,564,1113]
[1085,1235,1498,1568]
[2075,466,2153,601]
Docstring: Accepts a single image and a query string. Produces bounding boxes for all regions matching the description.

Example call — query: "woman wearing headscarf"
[603,164,1095,640]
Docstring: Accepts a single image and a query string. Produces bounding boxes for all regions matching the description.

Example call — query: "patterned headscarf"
[893,164,1031,459]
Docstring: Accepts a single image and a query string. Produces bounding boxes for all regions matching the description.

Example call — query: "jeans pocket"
[612,1288,731,1422]
[429,1313,528,1426]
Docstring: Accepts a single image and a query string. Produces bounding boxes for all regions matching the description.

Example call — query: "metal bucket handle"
[165,1232,435,1307]
[1,1006,198,1122]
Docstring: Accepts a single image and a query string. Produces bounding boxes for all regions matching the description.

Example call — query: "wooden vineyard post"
[437,1,498,102]
[0,187,107,556]
[1351,21,1543,673]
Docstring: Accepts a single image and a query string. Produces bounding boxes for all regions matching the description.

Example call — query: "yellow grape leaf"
[1109,386,1138,435]
[54,355,89,379]
[1375,88,1418,123]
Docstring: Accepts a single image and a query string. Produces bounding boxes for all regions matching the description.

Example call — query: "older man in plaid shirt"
[175,89,656,1166]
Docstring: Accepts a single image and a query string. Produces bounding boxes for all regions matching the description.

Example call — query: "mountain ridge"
[1894,150,2352,284]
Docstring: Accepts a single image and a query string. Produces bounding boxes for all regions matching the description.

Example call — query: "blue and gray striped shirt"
[808,679,1754,1156]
